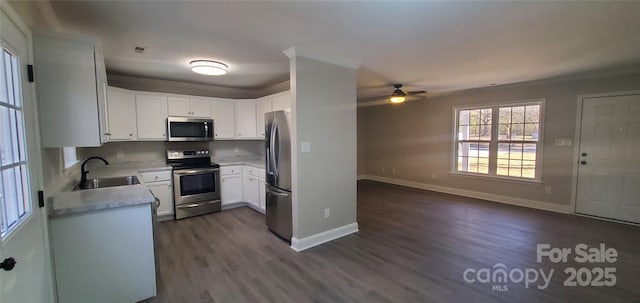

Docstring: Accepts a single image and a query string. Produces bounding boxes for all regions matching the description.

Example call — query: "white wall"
[291,56,358,239]
[358,71,640,209]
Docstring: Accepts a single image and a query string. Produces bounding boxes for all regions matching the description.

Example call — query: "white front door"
[576,94,640,223]
[0,3,52,302]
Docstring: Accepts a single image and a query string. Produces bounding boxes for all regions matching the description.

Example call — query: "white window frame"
[63,147,78,169]
[0,43,33,239]
[451,99,545,183]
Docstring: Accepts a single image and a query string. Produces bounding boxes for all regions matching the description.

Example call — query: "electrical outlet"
[431,173,437,180]
[324,208,330,219]
[381,167,385,173]
[392,168,396,175]
[545,186,552,194]
[116,150,124,159]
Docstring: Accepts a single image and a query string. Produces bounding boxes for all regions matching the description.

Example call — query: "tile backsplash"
[78,140,264,164]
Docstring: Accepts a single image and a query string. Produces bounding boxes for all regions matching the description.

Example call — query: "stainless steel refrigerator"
[265,110,292,241]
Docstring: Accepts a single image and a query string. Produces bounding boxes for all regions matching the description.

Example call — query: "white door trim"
[0,0,54,301]
[571,90,640,213]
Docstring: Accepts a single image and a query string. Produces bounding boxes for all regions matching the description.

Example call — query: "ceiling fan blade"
[406,90,427,95]
[357,94,390,103]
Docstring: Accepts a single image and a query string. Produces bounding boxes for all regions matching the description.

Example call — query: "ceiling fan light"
[190,60,228,75]
[390,88,406,103]
[390,96,406,103]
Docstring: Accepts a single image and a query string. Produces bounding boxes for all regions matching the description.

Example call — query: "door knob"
[580,160,587,165]
[0,257,17,271]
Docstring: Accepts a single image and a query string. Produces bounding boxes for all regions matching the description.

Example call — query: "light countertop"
[212,157,265,169]
[48,161,171,217]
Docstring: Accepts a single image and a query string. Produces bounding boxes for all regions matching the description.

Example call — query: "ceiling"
[10,1,640,100]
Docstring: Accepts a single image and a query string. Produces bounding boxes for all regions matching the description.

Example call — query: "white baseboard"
[221,202,249,211]
[359,175,573,214]
[291,222,359,252]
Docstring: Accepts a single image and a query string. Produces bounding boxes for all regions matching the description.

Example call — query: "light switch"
[301,142,311,153]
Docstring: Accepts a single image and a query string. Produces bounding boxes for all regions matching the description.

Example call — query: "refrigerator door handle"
[266,187,289,197]
[270,119,279,178]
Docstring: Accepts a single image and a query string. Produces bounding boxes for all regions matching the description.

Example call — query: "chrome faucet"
[79,157,109,189]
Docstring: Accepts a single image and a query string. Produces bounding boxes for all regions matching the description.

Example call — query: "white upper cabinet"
[33,32,108,147]
[271,91,291,112]
[190,98,211,117]
[210,98,235,139]
[234,100,257,139]
[167,97,190,117]
[135,94,167,140]
[106,87,137,141]
[256,97,271,139]
[168,96,210,118]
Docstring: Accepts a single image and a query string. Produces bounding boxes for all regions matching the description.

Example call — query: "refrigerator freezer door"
[266,184,292,241]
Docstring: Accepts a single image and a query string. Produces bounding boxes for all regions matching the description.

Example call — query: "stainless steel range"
[167,149,221,219]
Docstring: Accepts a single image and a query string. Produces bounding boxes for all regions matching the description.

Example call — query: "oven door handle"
[174,168,220,175]
[175,200,220,209]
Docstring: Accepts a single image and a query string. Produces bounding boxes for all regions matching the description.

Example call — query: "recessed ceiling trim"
[283,46,360,70]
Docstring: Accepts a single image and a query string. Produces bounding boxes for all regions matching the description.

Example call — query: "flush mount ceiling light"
[189,60,228,76]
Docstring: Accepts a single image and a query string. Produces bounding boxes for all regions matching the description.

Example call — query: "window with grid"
[1,46,32,238]
[454,100,543,181]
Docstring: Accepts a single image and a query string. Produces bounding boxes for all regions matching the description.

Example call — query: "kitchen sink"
[74,176,140,190]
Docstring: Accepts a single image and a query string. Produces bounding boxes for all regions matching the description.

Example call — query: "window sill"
[449,171,543,185]
[63,160,80,175]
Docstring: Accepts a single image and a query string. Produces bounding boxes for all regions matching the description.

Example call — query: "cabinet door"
[136,95,168,140]
[95,47,109,144]
[243,174,259,207]
[235,101,257,138]
[167,97,190,117]
[106,87,137,141]
[34,33,103,147]
[256,100,266,139]
[190,99,211,118]
[221,174,243,205]
[272,91,291,112]
[147,181,174,217]
[211,100,235,139]
[259,179,266,211]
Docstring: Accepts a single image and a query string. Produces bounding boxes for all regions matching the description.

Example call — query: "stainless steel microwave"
[167,117,214,141]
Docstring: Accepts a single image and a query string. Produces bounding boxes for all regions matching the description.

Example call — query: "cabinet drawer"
[220,165,242,175]
[140,170,172,183]
[243,166,259,177]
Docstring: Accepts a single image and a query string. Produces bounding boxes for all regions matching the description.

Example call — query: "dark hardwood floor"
[145,180,640,303]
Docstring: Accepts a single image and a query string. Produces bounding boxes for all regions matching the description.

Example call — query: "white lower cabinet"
[50,203,156,302]
[220,165,265,212]
[243,174,260,208]
[259,177,266,211]
[221,166,243,205]
[140,170,174,219]
[147,181,173,217]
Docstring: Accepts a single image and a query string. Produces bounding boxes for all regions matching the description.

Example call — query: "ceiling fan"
[367,84,427,104]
